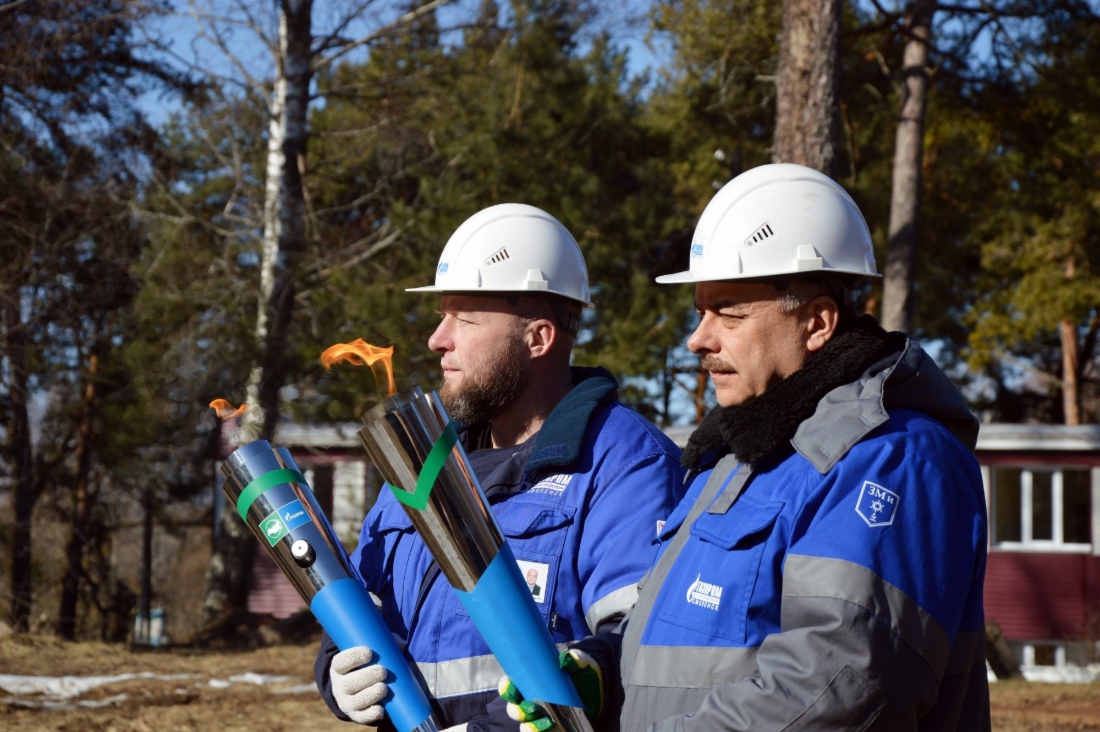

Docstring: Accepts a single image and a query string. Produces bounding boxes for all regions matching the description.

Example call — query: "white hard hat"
[407,203,593,307]
[656,163,880,284]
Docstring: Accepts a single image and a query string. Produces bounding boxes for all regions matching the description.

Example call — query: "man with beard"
[502,165,989,731]
[314,203,685,731]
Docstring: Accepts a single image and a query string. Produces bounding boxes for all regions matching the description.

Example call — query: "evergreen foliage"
[3,0,1100,637]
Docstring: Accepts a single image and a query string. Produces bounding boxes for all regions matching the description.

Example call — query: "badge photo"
[516,559,550,604]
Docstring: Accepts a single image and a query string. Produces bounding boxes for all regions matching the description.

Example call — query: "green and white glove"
[499,649,603,731]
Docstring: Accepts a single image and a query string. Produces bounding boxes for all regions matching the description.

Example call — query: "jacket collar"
[455,366,619,475]
[682,317,901,472]
[524,366,619,472]
[682,316,979,475]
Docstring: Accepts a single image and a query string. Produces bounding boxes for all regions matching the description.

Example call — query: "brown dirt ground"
[2,635,1099,731]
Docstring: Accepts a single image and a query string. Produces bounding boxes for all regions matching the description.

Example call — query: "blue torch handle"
[454,543,584,707]
[312,579,435,732]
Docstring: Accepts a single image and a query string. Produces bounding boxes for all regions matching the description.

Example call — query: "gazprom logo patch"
[437,262,449,273]
[685,574,722,611]
[528,473,572,495]
[691,243,704,258]
[856,481,900,527]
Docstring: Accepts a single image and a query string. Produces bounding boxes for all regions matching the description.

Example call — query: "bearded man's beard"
[440,333,528,426]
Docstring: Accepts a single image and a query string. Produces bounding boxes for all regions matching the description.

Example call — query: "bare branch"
[313,0,458,71]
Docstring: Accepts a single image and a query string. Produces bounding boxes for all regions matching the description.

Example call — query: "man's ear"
[524,318,558,359]
[804,296,840,353]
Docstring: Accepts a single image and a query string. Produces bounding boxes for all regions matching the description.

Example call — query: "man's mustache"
[700,356,735,372]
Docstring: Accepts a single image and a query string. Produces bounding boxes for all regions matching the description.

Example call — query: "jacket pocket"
[455,499,576,620]
[652,495,784,643]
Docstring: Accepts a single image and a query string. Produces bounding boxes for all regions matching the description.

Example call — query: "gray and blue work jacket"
[577,337,991,731]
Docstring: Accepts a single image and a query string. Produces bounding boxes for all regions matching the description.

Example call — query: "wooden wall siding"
[247,549,307,619]
[985,552,1100,640]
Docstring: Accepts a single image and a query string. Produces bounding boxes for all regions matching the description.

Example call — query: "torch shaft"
[221,440,438,732]
[358,388,593,732]
[358,388,502,591]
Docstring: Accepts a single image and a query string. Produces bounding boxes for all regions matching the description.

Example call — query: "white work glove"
[331,646,389,725]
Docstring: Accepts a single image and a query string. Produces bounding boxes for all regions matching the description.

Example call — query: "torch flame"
[321,338,397,396]
[209,399,247,420]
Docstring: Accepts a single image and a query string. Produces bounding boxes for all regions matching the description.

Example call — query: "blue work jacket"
[577,336,990,731]
[317,367,684,731]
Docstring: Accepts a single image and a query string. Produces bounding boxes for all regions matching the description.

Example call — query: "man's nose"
[686,315,714,355]
[427,319,451,354]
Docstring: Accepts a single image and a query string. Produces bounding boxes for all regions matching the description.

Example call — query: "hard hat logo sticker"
[437,262,449,273]
[691,243,704,257]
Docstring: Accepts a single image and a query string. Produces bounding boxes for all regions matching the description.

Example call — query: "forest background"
[1,0,1099,643]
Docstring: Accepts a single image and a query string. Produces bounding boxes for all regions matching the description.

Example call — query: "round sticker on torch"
[516,559,549,604]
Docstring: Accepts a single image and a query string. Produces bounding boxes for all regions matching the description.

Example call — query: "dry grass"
[990,678,1100,731]
[3,635,1099,730]
[0,635,352,732]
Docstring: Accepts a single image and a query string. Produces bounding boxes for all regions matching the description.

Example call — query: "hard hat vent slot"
[484,247,511,266]
[745,223,774,247]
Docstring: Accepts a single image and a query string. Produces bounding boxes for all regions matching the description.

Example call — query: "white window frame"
[1018,641,1067,668]
[990,465,1092,553]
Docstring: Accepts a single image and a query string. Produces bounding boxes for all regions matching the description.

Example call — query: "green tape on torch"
[237,468,307,521]
[390,421,458,511]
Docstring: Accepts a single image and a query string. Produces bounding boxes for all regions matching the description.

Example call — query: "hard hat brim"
[654,270,703,284]
[655,268,882,284]
[405,284,595,307]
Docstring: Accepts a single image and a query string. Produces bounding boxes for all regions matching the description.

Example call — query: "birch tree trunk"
[881,0,936,333]
[4,293,35,632]
[772,0,841,177]
[201,0,313,627]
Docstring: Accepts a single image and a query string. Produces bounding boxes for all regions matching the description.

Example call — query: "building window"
[991,466,1091,550]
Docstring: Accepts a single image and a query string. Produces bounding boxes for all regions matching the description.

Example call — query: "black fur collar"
[681,316,905,470]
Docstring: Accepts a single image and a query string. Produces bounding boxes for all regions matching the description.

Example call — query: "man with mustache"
[314,203,685,731]
[503,164,990,731]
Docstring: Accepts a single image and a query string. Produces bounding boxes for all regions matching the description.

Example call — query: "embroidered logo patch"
[528,473,572,496]
[856,481,900,527]
[685,574,722,611]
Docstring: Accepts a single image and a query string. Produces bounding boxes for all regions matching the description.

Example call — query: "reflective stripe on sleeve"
[416,654,503,699]
[783,554,952,679]
[584,583,639,633]
[628,645,759,688]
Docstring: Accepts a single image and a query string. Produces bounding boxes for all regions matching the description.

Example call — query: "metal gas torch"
[221,440,439,732]
[357,386,593,732]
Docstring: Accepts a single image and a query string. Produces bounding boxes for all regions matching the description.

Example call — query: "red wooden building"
[978,424,1100,670]
[234,420,1100,675]
[219,423,380,619]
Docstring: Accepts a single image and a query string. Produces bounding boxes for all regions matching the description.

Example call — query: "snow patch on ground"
[987,662,1100,683]
[1020,664,1100,683]
[0,672,198,699]
[0,670,314,711]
